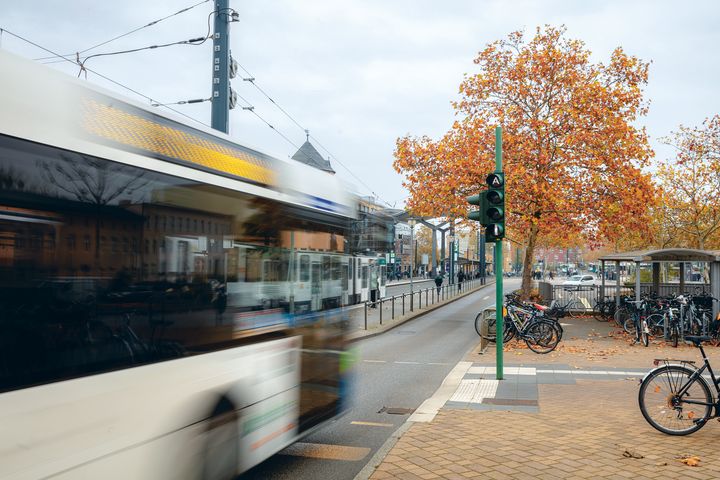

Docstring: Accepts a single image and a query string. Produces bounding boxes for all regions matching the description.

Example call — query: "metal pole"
[410,220,414,310]
[495,126,504,381]
[211,0,231,133]
[431,228,438,277]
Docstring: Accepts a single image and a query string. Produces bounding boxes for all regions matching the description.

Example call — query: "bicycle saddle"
[533,303,548,311]
[684,335,712,346]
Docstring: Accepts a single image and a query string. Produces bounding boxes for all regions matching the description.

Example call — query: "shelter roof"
[598,248,720,263]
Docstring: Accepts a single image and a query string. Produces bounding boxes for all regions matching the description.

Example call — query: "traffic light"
[483,172,505,242]
[466,172,505,242]
[467,194,482,222]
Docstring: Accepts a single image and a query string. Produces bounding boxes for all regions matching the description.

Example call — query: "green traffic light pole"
[495,126,504,381]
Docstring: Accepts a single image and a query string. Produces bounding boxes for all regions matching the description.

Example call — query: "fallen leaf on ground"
[622,449,644,459]
[678,455,700,467]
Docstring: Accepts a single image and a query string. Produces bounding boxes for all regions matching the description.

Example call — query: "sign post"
[495,126,504,380]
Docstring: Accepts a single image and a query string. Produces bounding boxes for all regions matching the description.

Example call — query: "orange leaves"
[394,25,655,293]
[678,455,701,467]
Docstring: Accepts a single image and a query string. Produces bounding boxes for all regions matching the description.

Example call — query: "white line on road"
[408,361,472,423]
[483,295,490,300]
[394,361,421,365]
[363,360,386,363]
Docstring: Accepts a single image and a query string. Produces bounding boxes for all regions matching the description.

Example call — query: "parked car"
[562,274,596,286]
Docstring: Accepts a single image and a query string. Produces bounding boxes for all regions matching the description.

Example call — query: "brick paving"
[367,316,720,479]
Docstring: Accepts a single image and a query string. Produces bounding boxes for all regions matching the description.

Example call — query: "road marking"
[351,421,394,427]
[394,361,421,365]
[363,360,386,363]
[409,361,472,423]
[281,442,371,461]
[450,379,499,403]
[427,362,451,366]
[483,295,490,300]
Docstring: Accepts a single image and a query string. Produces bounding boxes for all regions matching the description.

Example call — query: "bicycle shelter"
[597,248,720,320]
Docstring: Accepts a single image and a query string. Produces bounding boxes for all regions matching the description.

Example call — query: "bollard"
[364,302,368,330]
[419,290,422,309]
[379,298,383,325]
[392,295,395,319]
[402,293,405,315]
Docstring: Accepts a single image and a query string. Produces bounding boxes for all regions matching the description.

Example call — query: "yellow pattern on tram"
[81,99,274,185]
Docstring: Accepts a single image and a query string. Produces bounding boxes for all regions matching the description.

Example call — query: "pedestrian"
[457,270,464,291]
[549,271,554,281]
[434,272,443,296]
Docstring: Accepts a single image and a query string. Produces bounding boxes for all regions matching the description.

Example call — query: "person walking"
[457,270,465,292]
[434,272,444,297]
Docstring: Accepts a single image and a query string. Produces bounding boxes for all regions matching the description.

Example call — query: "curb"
[353,360,475,480]
[353,422,413,480]
[347,281,496,343]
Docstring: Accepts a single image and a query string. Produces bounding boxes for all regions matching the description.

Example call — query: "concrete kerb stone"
[347,281,496,343]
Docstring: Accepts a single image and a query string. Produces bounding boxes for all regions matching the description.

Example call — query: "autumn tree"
[655,115,720,249]
[394,26,656,296]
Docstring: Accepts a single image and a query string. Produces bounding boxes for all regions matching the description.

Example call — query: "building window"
[67,234,76,251]
[83,235,91,251]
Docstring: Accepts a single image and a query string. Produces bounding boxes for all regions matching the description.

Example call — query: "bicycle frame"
[656,344,720,415]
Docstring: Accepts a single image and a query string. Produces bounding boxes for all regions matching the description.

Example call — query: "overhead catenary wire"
[33,0,211,62]
[237,63,393,207]
[1,28,210,128]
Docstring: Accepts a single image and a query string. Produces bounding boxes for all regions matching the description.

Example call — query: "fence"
[549,283,713,313]
[359,277,488,330]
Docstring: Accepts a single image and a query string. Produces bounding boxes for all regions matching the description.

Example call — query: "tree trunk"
[521,222,540,298]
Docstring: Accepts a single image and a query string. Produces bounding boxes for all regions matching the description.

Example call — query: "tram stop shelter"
[598,248,720,320]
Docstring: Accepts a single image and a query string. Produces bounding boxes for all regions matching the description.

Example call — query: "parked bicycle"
[476,293,562,354]
[639,335,720,435]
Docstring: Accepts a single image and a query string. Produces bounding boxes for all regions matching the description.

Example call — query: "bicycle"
[638,335,720,435]
[503,302,562,354]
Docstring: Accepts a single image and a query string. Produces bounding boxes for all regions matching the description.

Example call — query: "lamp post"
[448,233,455,284]
[409,219,416,310]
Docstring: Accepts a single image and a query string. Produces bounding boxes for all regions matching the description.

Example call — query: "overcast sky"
[2,1,719,207]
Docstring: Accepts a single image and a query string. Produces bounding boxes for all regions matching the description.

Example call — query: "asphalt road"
[241,278,521,479]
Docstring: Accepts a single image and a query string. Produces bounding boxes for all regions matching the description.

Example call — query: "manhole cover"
[377,406,416,415]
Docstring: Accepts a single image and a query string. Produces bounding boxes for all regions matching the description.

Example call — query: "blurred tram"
[0,50,388,479]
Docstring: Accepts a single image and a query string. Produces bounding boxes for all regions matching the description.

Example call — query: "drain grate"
[377,406,416,415]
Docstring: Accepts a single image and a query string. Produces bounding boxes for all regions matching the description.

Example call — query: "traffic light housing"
[466,172,505,243]
[483,172,505,242]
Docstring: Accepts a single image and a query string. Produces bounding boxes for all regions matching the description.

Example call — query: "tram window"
[300,255,310,282]
[331,256,341,281]
[341,264,349,289]
[322,256,331,280]
[380,266,386,286]
[362,266,369,288]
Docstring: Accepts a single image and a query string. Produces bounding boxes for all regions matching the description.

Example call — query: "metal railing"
[550,283,713,313]
[360,277,488,330]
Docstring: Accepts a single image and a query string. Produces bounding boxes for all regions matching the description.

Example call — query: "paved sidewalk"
[364,316,720,479]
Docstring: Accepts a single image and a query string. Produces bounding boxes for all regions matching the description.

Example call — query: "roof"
[291,141,335,173]
[598,248,720,263]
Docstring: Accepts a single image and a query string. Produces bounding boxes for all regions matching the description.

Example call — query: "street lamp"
[408,219,416,302]
[447,233,455,284]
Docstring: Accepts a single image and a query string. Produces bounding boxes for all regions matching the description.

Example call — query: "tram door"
[311,262,322,311]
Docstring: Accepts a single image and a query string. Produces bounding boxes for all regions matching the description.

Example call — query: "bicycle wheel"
[671,325,679,348]
[645,314,665,338]
[476,313,498,342]
[474,312,485,337]
[567,300,585,318]
[593,302,607,321]
[638,365,712,435]
[524,321,561,354]
[614,307,630,328]
[623,316,636,335]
